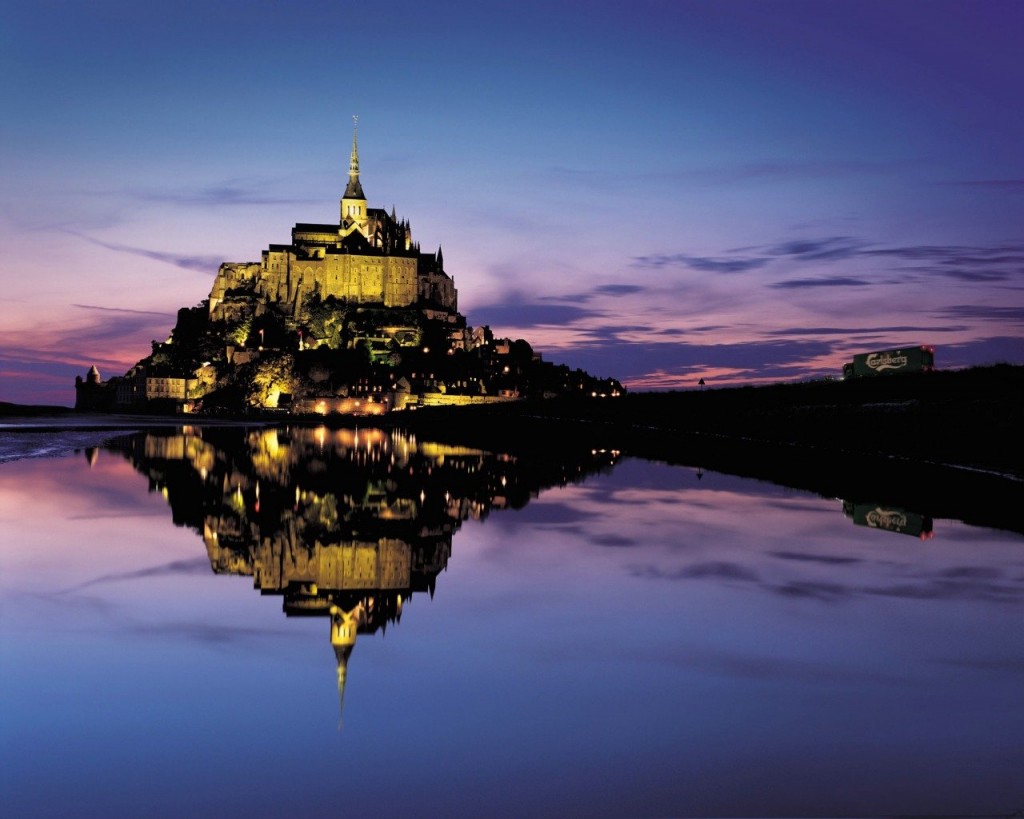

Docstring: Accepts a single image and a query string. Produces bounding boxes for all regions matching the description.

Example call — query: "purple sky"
[2,0,1022,405]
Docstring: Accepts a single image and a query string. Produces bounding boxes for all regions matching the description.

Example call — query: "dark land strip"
[386,365,1024,535]
[3,365,1021,534]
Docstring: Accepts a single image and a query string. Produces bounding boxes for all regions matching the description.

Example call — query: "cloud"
[869,577,1021,604]
[544,283,649,304]
[71,233,224,274]
[769,276,871,289]
[470,301,603,328]
[771,580,852,601]
[60,305,173,349]
[632,238,1024,286]
[549,160,900,190]
[629,561,760,582]
[130,183,319,207]
[127,621,294,645]
[937,306,1024,322]
[683,159,900,184]
[592,284,646,296]
[767,237,864,261]
[72,303,176,318]
[633,554,1023,606]
[765,325,969,336]
[549,338,836,387]
[632,253,768,273]
[937,269,1012,283]
[62,557,213,592]
[860,243,1024,265]
[769,551,862,565]
[590,534,639,548]
[0,312,161,368]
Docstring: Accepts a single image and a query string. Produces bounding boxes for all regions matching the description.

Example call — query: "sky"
[1,0,1022,405]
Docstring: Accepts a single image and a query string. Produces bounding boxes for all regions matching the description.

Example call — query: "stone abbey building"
[75,125,623,413]
[208,125,456,323]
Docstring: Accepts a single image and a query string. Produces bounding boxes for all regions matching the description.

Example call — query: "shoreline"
[3,365,1020,533]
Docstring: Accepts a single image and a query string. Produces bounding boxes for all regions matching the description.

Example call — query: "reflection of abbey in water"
[112,426,617,720]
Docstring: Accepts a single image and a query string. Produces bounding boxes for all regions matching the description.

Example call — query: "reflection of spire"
[343,116,365,200]
[330,602,365,729]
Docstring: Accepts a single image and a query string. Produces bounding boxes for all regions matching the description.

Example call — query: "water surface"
[1,426,1021,817]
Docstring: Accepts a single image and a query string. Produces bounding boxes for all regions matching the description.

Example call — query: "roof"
[343,177,365,200]
[294,223,339,233]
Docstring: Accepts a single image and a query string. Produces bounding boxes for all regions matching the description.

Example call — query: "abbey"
[75,125,623,414]
[208,124,456,322]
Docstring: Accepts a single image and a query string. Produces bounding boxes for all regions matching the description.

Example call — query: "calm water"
[1,426,1021,818]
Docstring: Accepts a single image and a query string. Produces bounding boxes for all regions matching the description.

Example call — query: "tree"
[246,353,299,408]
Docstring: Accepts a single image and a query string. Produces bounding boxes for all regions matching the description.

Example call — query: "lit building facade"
[208,123,457,321]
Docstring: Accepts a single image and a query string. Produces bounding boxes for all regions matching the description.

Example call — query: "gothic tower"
[340,117,368,238]
[330,602,365,727]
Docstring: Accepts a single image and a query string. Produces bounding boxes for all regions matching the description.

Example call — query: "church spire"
[343,116,365,201]
[330,602,365,729]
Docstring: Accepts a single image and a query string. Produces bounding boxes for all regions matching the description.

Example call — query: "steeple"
[340,116,368,232]
[330,602,365,729]
[343,117,365,200]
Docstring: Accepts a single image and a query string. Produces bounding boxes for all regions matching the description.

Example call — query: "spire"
[343,116,365,200]
[436,245,444,270]
[330,602,364,729]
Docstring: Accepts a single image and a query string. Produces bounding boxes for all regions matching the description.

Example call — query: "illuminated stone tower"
[330,602,365,727]
[340,117,368,238]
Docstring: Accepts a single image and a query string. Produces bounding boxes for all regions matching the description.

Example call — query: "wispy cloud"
[631,556,1023,606]
[766,237,864,261]
[548,159,900,190]
[129,183,319,208]
[61,558,212,593]
[632,238,1024,283]
[769,276,871,289]
[70,233,223,274]
[769,551,862,566]
[72,303,176,318]
[765,325,969,336]
[470,301,603,328]
[593,284,646,296]
[629,561,760,582]
[633,253,769,273]
[937,306,1024,322]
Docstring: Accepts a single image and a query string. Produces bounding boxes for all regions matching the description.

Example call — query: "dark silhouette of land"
[4,365,1022,533]
[385,365,1024,535]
